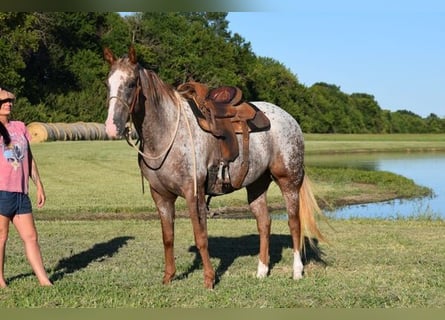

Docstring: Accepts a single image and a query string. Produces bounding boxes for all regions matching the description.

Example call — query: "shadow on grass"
[6,236,134,285]
[49,236,134,283]
[177,234,326,286]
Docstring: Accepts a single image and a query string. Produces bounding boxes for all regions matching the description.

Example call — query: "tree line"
[1,12,443,133]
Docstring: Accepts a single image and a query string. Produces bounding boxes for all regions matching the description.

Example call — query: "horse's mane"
[138,66,178,108]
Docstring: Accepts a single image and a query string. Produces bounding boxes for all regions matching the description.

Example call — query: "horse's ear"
[103,47,116,65]
[129,46,137,64]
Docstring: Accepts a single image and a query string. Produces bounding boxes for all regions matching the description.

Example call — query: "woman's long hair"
[0,121,11,145]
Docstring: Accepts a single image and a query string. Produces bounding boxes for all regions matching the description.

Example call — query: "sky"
[226,1,445,117]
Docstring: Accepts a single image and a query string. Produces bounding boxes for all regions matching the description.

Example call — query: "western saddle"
[178,81,270,195]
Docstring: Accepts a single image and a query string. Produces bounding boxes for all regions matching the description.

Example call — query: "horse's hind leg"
[276,176,305,279]
[150,188,177,285]
[246,173,272,278]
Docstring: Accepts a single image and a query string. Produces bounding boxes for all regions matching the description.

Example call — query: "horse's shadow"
[176,234,326,285]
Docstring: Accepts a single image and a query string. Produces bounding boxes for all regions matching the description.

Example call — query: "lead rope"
[117,95,197,197]
[125,108,180,162]
[108,85,198,197]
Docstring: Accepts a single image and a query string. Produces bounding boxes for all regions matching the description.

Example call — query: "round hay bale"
[27,122,59,143]
[27,121,120,142]
[91,122,108,140]
[74,122,89,140]
[47,123,66,141]
[69,122,81,140]
[86,123,98,140]
[57,123,75,141]
[27,122,48,143]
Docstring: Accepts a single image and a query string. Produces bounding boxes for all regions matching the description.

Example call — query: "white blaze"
[105,69,128,138]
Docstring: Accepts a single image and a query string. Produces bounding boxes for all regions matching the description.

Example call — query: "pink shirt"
[0,121,31,194]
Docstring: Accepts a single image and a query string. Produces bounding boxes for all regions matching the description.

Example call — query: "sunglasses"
[0,98,14,104]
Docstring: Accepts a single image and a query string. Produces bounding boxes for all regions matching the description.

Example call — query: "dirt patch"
[35,182,406,221]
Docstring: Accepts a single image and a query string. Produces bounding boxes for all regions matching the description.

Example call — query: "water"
[304,152,445,219]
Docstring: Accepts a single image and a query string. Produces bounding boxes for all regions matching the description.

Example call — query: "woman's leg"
[12,214,52,286]
[0,215,10,288]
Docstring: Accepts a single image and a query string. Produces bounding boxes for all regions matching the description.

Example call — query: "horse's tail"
[298,173,327,250]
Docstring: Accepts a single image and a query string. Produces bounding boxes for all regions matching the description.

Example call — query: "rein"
[107,83,180,162]
[108,78,198,196]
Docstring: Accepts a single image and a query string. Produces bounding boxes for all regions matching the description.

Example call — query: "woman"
[0,89,52,287]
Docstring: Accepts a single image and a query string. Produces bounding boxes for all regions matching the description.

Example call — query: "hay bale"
[93,123,108,140]
[27,122,48,143]
[57,123,75,140]
[27,122,59,143]
[46,123,66,141]
[73,122,89,140]
[27,122,126,142]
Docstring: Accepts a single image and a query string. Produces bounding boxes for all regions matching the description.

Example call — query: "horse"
[103,46,325,289]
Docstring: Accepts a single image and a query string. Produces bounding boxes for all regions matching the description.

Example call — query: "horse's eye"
[128,81,136,89]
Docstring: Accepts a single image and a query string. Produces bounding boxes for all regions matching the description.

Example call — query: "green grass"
[1,135,442,307]
[0,219,443,307]
[304,133,445,154]
[306,167,431,210]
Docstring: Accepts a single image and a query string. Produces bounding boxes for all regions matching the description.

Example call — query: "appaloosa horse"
[104,46,324,288]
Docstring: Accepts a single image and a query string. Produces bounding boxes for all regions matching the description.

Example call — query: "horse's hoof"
[256,260,269,278]
[293,252,304,280]
[162,273,175,285]
[204,277,215,289]
[293,273,303,280]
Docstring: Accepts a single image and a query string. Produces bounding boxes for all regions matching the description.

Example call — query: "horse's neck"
[136,78,180,152]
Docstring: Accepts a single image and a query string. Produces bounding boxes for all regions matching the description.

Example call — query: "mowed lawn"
[1,218,443,307]
[0,135,443,307]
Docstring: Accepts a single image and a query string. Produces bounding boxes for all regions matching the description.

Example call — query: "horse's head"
[103,46,140,139]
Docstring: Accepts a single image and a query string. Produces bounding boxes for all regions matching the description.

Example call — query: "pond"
[303,152,445,219]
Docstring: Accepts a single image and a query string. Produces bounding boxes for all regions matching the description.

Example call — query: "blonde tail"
[298,174,326,250]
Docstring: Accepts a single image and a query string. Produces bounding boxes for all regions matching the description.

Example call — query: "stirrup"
[217,161,231,185]
[206,162,231,195]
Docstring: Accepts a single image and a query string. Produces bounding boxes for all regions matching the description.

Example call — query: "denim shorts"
[0,191,33,218]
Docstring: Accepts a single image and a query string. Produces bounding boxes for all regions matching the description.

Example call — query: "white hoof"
[256,260,269,278]
[293,251,304,280]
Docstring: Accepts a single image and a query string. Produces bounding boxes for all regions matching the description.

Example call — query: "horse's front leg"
[187,190,215,289]
[150,188,177,285]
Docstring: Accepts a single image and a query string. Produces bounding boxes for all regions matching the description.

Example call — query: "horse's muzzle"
[105,119,120,139]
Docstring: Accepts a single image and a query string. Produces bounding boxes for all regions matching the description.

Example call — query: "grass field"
[0,134,443,307]
[1,219,443,307]
[304,133,445,155]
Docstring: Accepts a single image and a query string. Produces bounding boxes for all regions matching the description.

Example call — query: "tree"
[0,13,41,94]
[1,12,443,133]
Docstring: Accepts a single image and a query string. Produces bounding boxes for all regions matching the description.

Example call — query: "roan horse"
[104,46,325,289]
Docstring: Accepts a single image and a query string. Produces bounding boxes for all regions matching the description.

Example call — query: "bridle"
[106,68,197,196]
[107,74,181,163]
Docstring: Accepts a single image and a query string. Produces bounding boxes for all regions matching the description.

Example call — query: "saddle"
[178,81,270,195]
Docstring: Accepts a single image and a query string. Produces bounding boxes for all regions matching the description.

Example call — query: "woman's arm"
[29,149,46,208]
